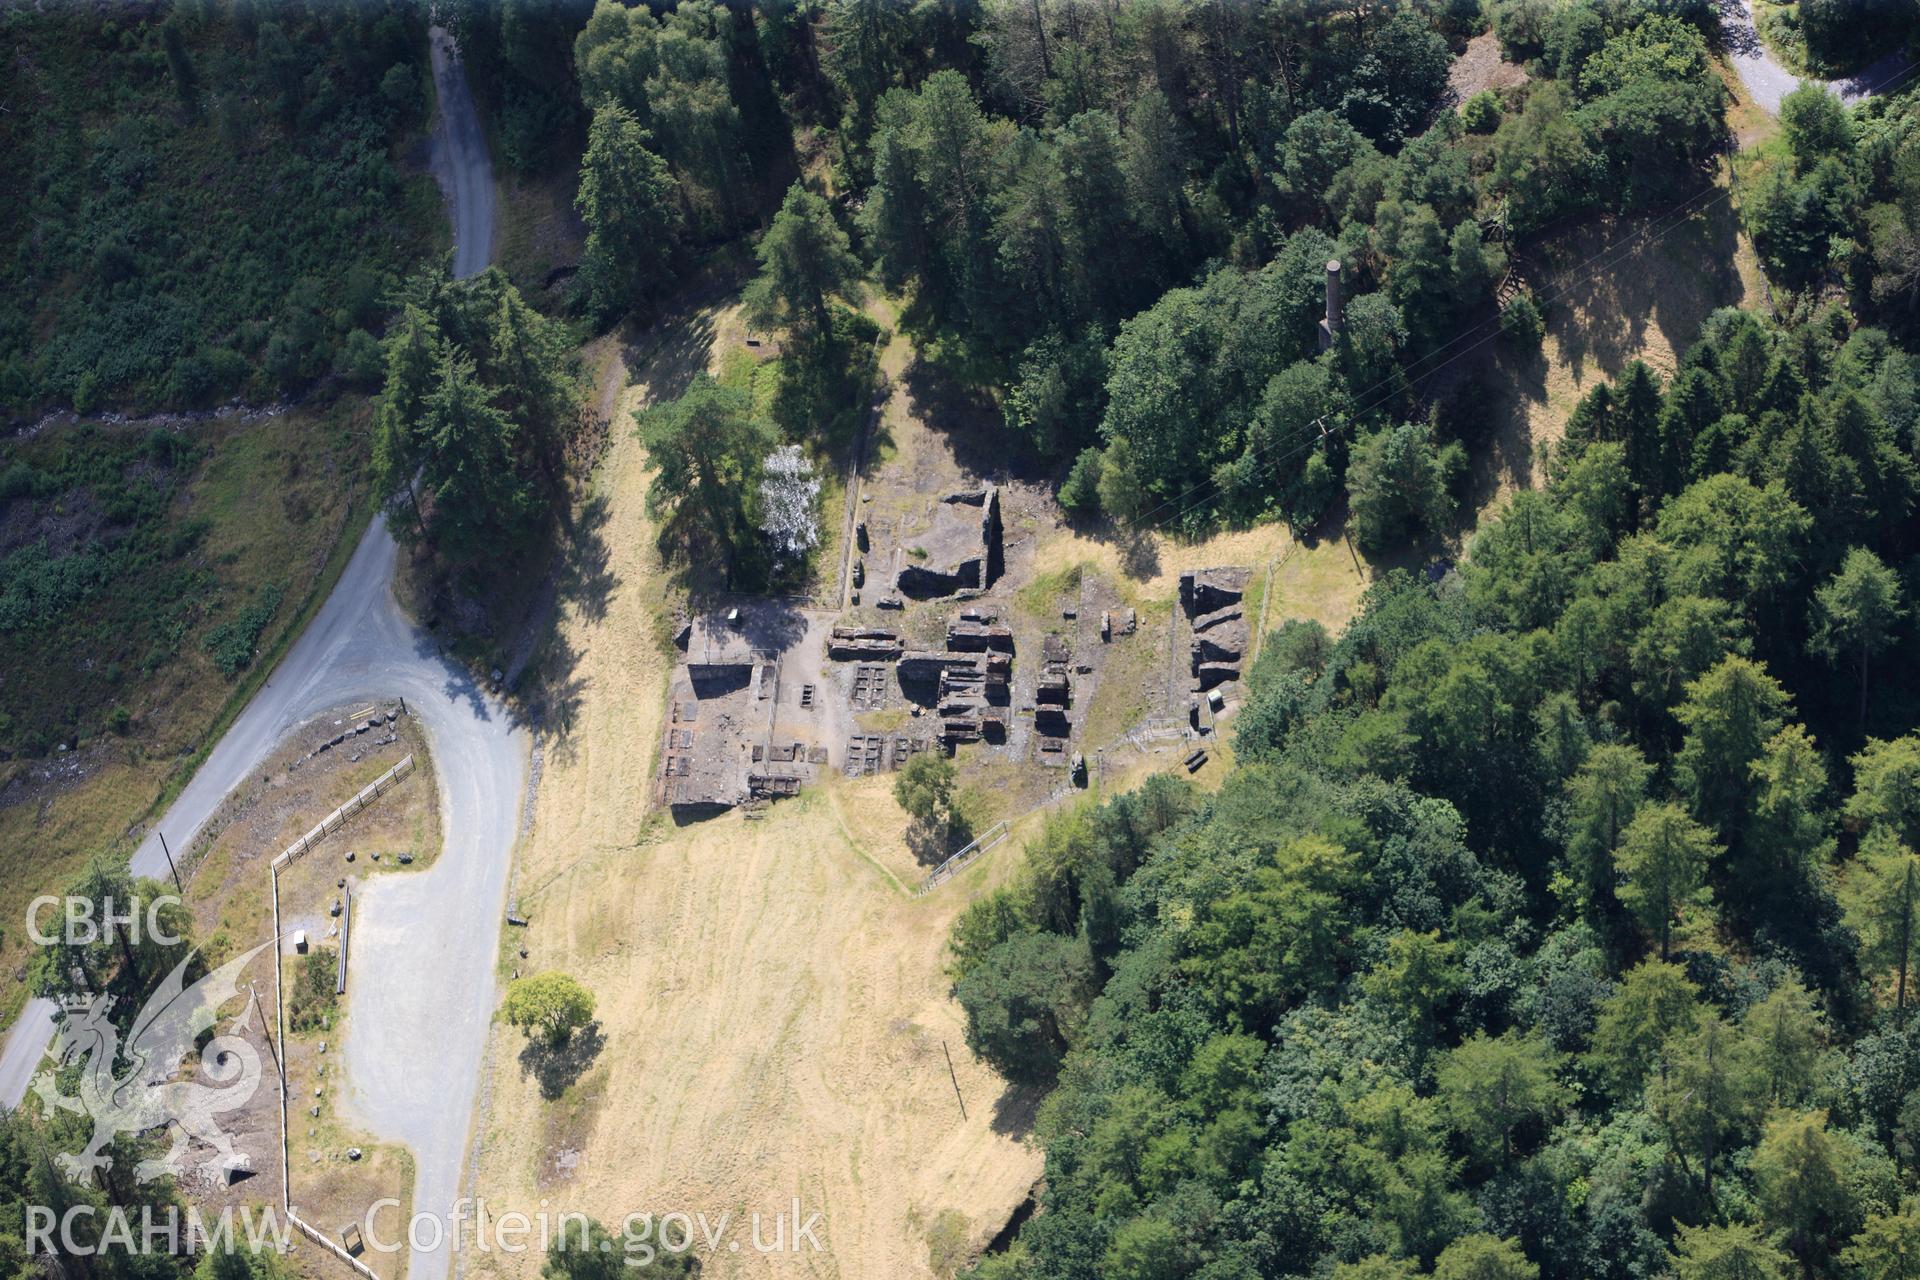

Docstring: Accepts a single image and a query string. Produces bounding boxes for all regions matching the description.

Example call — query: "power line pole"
[942,1040,967,1120]
[158,831,182,893]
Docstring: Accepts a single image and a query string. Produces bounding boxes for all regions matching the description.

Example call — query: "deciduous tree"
[894,752,956,831]
[1650,1012,1760,1199]
[954,931,1093,1084]
[1590,960,1699,1095]
[1348,422,1460,554]
[1366,929,1463,1051]
[636,376,777,584]
[1671,1222,1792,1280]
[1847,735,1920,848]
[1432,1234,1537,1280]
[1741,978,1826,1108]
[1674,657,1791,846]
[1841,1202,1920,1280]
[503,972,595,1046]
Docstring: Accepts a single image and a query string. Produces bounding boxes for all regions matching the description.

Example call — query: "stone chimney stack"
[1318,258,1343,351]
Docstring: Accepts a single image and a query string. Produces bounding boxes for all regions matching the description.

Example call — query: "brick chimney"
[1318,259,1343,351]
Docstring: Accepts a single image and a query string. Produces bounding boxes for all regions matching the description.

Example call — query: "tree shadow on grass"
[1535,197,1743,388]
[1446,353,1549,522]
[1116,527,1163,581]
[617,301,721,411]
[518,1021,606,1101]
[898,352,1041,485]
[907,813,976,867]
[558,494,618,626]
[1052,512,1163,583]
[520,493,623,735]
[536,630,588,739]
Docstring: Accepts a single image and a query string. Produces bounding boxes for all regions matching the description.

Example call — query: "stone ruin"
[899,647,1010,746]
[844,733,934,778]
[826,605,1014,760]
[1033,633,1076,767]
[895,487,1002,599]
[655,657,815,813]
[1181,567,1252,693]
[828,625,904,661]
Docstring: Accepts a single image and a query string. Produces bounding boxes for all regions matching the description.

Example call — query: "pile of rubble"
[289,708,403,771]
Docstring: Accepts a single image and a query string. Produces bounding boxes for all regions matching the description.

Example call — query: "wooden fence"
[272,755,414,870]
[916,778,1083,895]
[288,1213,383,1280]
[267,762,407,1280]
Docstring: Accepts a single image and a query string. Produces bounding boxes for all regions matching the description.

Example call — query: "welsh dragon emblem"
[32,941,275,1186]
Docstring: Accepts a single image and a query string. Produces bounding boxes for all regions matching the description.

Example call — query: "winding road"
[428,26,497,281]
[2,26,515,1280]
[1720,0,1913,114]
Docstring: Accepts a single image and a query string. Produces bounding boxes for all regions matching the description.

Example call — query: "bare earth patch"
[1448,31,1529,102]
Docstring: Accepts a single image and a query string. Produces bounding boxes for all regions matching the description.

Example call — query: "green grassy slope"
[0,1,446,416]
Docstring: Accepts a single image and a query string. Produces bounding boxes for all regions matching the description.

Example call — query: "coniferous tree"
[1615,803,1721,959]
[745,184,861,344]
[1812,547,1905,734]
[576,103,682,319]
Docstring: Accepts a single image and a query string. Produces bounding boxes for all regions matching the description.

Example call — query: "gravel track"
[3,29,516,1280]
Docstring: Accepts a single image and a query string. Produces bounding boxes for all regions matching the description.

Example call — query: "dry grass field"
[474,780,1045,1280]
[467,289,1046,1280]
[461,278,1395,1279]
